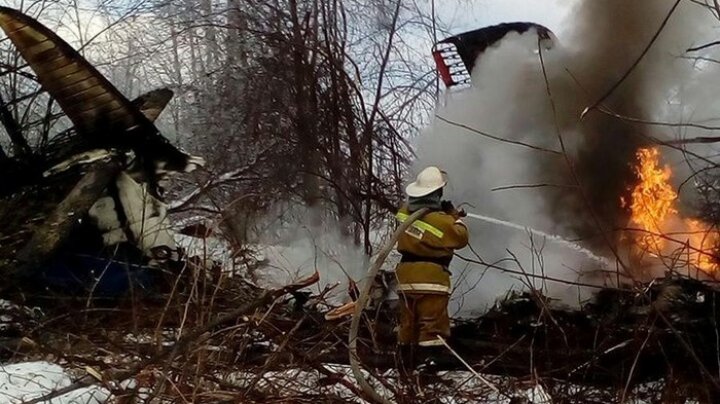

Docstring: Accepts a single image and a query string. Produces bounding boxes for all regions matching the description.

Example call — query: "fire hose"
[463,211,611,267]
[347,206,608,403]
[348,207,429,404]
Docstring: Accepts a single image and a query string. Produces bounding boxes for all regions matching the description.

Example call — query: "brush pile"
[1,271,720,402]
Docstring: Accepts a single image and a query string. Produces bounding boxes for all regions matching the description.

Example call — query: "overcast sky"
[436,0,575,35]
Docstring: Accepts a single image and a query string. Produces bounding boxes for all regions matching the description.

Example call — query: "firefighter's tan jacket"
[395,206,469,295]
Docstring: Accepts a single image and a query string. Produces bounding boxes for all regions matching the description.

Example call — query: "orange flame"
[626,147,719,273]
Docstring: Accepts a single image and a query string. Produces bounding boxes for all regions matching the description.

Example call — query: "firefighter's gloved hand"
[441,200,466,219]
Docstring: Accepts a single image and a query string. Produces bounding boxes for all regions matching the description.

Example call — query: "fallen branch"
[437,335,499,394]
[20,272,320,404]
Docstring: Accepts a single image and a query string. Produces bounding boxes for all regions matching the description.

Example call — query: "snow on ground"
[224,364,553,403]
[220,364,689,403]
[0,362,109,404]
[0,361,678,403]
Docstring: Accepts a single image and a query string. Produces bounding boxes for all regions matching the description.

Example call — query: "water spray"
[464,211,612,267]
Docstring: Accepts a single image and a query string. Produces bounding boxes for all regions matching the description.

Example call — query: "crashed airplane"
[0,7,203,298]
[432,22,556,88]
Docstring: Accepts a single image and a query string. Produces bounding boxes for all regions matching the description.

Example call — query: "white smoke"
[414,1,720,315]
[252,208,367,305]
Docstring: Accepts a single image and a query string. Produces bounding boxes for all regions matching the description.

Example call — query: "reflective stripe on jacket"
[395,206,469,295]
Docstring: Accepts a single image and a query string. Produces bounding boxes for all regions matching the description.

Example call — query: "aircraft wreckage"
[0,6,203,297]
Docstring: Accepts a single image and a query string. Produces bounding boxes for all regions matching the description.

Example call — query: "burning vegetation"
[624,147,720,276]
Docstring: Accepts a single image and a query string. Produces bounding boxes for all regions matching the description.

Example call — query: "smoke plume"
[252,206,367,305]
[414,1,719,314]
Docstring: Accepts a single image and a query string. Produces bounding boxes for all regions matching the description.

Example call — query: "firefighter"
[395,166,469,368]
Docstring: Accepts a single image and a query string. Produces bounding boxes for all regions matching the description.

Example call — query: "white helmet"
[405,166,447,197]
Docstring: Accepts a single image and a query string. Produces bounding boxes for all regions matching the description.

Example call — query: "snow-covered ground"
[0,360,691,403]
[3,361,540,403]
[223,364,552,404]
[0,362,109,404]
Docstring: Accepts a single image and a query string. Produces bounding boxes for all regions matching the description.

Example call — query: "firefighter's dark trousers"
[397,292,450,347]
